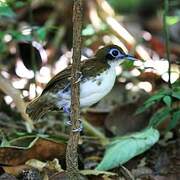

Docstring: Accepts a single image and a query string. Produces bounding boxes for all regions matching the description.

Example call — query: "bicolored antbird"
[26,45,135,131]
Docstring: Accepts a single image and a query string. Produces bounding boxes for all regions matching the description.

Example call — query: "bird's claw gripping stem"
[65,119,83,132]
[63,103,83,132]
[74,71,83,84]
[65,120,72,126]
[72,119,83,132]
[67,71,82,84]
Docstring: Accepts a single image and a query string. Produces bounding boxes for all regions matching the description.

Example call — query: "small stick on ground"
[66,0,83,179]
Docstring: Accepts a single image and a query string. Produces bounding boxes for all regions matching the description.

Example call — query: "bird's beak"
[125,54,137,61]
[117,54,138,61]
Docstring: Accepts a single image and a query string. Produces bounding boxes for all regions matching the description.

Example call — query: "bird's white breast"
[57,66,116,108]
[80,66,116,107]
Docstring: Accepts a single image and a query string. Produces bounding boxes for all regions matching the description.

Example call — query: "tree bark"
[66,0,83,179]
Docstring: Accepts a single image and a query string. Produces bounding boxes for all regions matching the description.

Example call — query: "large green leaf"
[172,92,180,100]
[96,128,159,171]
[148,107,170,127]
[145,94,164,104]
[166,110,180,131]
[135,100,155,114]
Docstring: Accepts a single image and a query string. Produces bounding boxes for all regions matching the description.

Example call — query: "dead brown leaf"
[0,137,66,166]
[2,165,30,176]
[105,90,151,135]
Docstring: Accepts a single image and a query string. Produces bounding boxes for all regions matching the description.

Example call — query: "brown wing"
[41,58,109,94]
[42,65,72,94]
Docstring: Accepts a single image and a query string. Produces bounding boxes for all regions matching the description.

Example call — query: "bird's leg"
[72,71,83,132]
[62,83,71,93]
[75,71,83,84]
[63,106,83,132]
[63,106,72,125]
[67,71,83,84]
[75,71,83,83]
[62,71,83,131]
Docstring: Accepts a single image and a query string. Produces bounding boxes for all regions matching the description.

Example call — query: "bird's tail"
[26,95,54,121]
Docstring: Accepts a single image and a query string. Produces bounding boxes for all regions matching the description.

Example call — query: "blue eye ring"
[109,48,120,57]
[106,48,127,60]
[106,48,120,60]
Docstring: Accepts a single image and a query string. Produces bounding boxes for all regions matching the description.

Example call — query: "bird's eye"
[106,48,120,60]
[112,49,119,57]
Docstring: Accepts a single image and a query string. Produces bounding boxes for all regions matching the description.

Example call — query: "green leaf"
[96,128,159,171]
[166,110,180,131]
[135,100,155,114]
[172,92,180,100]
[148,107,170,127]
[144,89,172,105]
[11,31,32,41]
[0,32,5,39]
[122,60,134,69]
[36,27,47,41]
[145,94,164,104]
[82,24,96,36]
[166,16,180,25]
[0,42,7,53]
[163,95,172,107]
[0,5,16,18]
[14,1,26,8]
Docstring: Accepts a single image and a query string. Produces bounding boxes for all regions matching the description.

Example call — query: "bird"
[26,44,135,131]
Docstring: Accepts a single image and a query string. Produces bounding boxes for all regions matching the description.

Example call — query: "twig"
[0,74,34,132]
[163,0,171,88]
[66,0,83,179]
[82,118,109,146]
[120,165,135,180]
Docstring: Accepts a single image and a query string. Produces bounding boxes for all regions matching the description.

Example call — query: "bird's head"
[95,45,135,66]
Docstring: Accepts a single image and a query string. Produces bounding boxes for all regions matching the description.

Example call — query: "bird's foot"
[69,71,83,83]
[67,71,82,83]
[65,120,72,126]
[63,106,72,125]
[72,119,83,132]
[65,119,83,132]
[75,71,83,84]
[63,106,83,132]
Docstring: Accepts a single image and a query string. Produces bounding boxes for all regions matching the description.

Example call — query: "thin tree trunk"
[66,0,83,179]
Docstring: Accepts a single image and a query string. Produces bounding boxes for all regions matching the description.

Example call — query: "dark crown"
[95,45,126,62]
